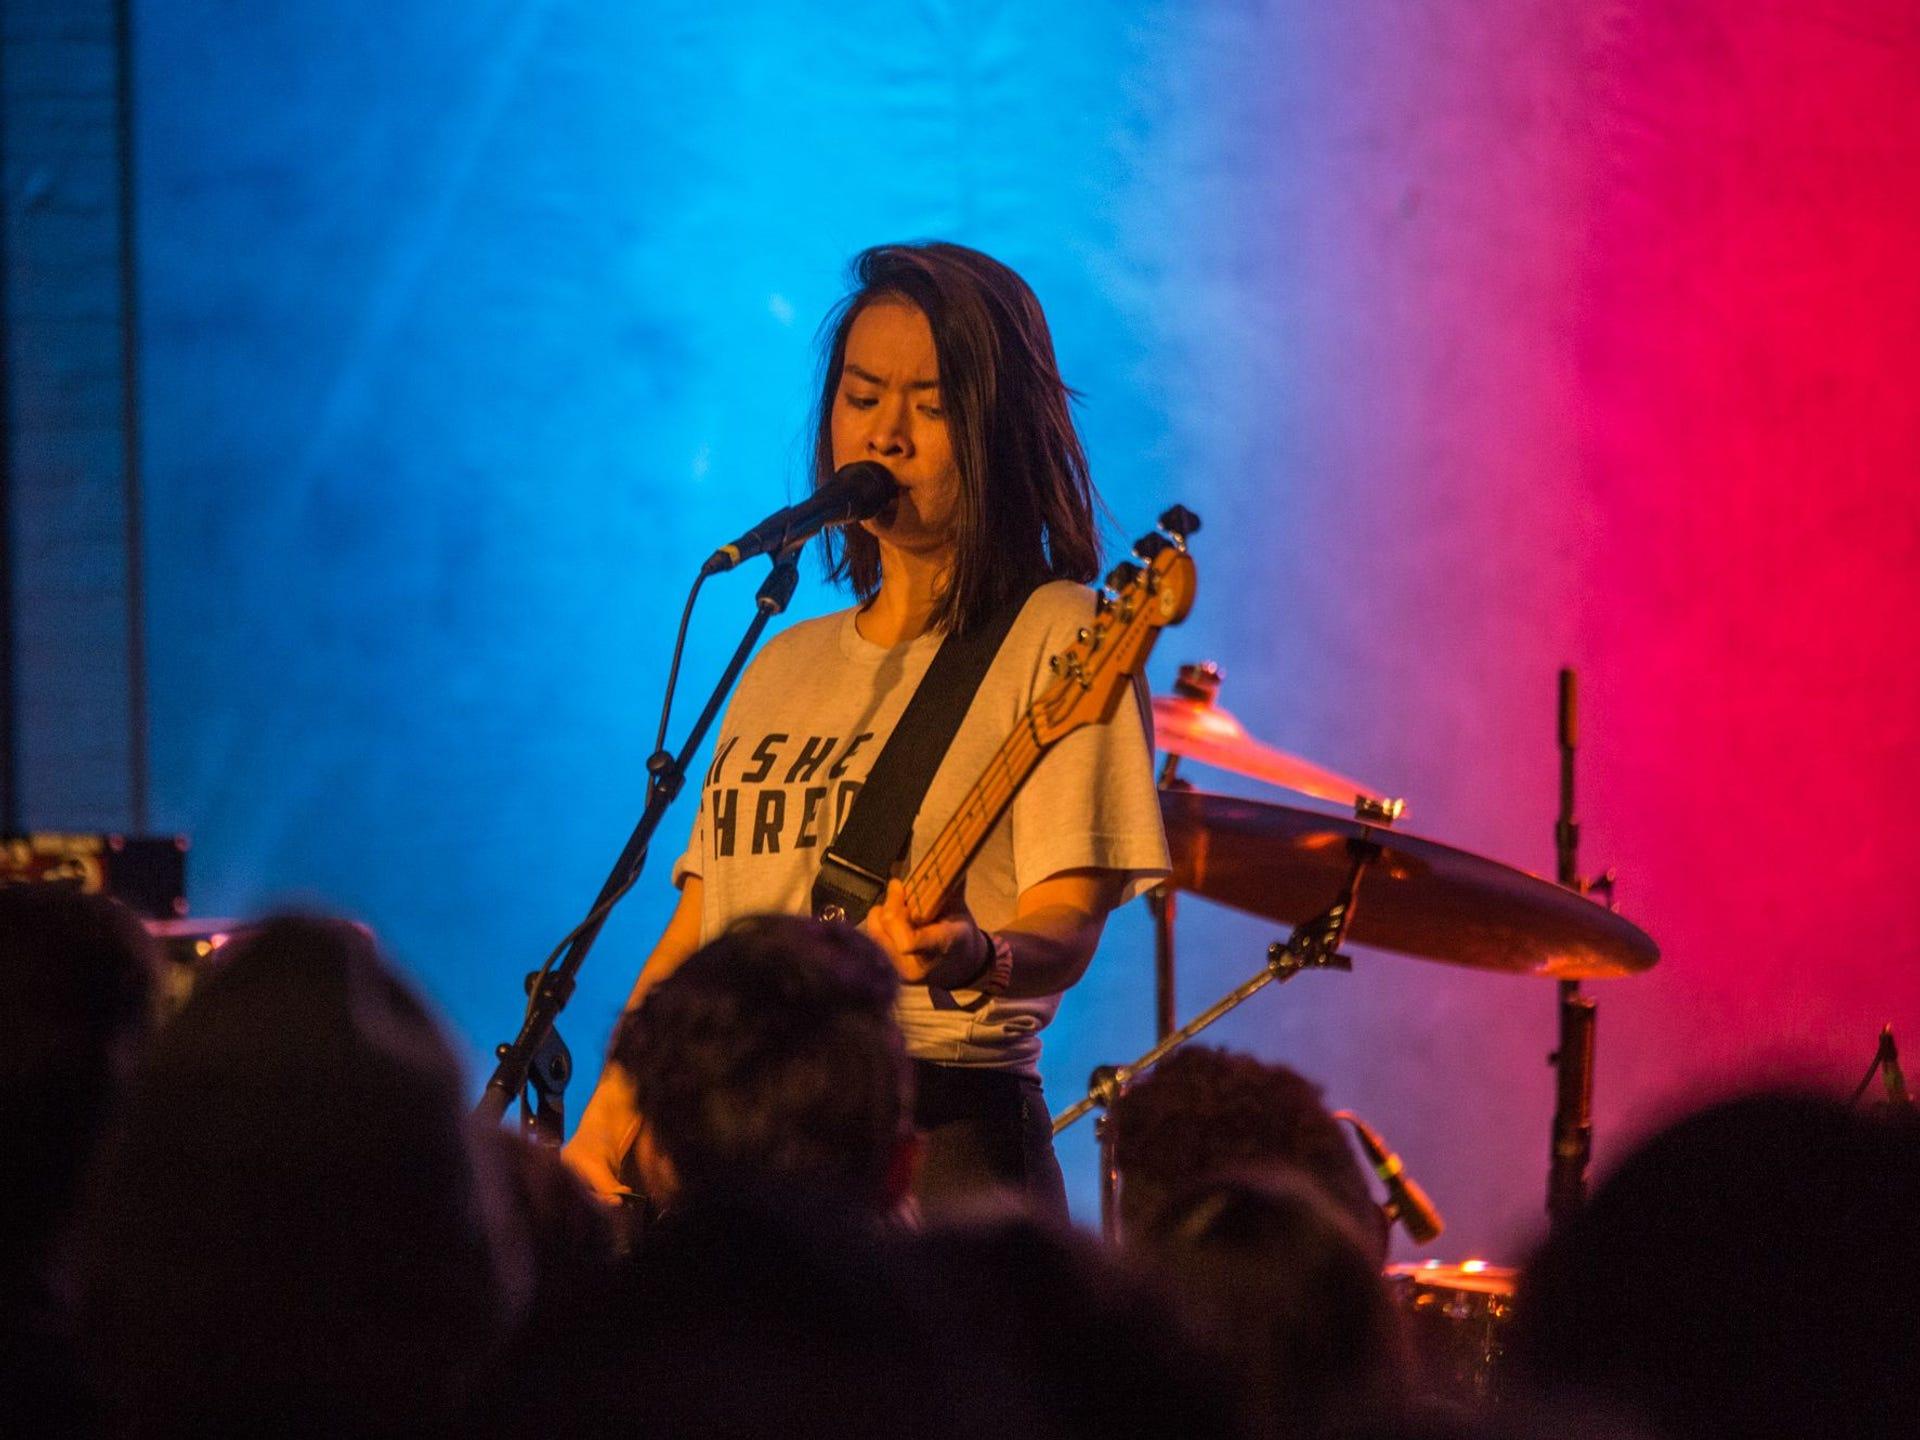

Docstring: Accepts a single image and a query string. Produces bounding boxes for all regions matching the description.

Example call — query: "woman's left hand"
[860,877,988,989]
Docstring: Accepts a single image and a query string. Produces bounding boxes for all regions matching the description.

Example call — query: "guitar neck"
[891,507,1199,924]
[901,703,1047,925]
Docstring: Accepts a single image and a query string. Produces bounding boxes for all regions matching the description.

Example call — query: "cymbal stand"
[1148,752,1189,1041]
[1547,668,1616,1230]
[1056,837,1378,1241]
[1147,660,1221,1041]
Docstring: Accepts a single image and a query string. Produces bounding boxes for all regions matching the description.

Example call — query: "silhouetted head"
[612,914,915,1212]
[1141,1168,1409,1440]
[1512,1088,1920,1440]
[1107,1045,1386,1262]
[0,886,159,1429]
[0,886,158,1298]
[470,1188,1007,1440]
[911,1210,1246,1440]
[76,914,520,1437]
[481,1126,619,1322]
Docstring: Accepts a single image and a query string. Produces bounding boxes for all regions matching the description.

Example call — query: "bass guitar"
[830,504,1201,931]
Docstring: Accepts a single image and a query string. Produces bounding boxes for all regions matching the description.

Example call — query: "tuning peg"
[1105,560,1143,591]
[1157,504,1201,539]
[1132,533,1172,562]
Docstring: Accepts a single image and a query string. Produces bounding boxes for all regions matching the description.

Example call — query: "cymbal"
[1153,692,1382,807]
[1160,788,1658,979]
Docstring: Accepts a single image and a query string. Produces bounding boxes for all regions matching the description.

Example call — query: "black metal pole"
[1547,667,1597,1229]
[1151,754,1186,1039]
[474,550,801,1127]
[1056,839,1375,1137]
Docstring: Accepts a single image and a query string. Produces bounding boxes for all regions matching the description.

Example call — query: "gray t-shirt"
[673,579,1170,1075]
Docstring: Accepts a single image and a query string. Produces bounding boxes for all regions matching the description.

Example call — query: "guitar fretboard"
[901,701,1049,923]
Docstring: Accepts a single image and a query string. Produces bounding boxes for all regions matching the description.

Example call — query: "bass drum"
[1386,1261,1516,1410]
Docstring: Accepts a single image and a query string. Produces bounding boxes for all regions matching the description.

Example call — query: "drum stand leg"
[1059,839,1377,1242]
[1547,978,1596,1227]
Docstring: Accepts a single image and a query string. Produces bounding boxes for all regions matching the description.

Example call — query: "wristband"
[967,931,1014,997]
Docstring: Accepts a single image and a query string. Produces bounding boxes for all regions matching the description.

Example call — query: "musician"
[565,241,1169,1217]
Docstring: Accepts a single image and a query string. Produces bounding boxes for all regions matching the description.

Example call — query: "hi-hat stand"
[1054,838,1377,1240]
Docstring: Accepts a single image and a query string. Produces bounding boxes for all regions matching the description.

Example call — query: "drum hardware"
[1333,1109,1444,1243]
[1112,662,1654,1240]
[1147,751,1189,1041]
[1159,787,1655,978]
[1354,794,1405,825]
[1150,662,1389,812]
[1387,1260,1516,1408]
[1146,661,1396,1041]
[1849,1024,1913,1112]
[1055,838,1378,1240]
[1547,668,1630,1228]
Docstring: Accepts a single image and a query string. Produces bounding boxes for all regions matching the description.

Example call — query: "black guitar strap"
[810,590,1031,925]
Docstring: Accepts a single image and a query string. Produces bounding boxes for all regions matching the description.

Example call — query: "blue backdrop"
[139,0,1277,1228]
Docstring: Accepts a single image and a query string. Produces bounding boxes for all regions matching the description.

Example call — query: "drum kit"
[1053,658,1659,1396]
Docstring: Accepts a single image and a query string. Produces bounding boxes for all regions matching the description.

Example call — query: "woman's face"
[830,300,961,556]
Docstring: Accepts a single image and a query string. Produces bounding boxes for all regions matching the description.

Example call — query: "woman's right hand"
[560,1066,644,1203]
[561,878,706,1202]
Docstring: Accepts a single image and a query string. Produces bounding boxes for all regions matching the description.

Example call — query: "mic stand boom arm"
[475,548,803,1130]
[1054,839,1376,1241]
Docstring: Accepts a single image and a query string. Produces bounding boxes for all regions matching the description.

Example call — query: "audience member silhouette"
[473,1185,1012,1440]
[1106,1046,1387,1262]
[74,915,522,1438]
[911,1208,1249,1440]
[608,914,917,1214]
[1138,1168,1409,1440]
[480,1126,620,1320]
[1,886,159,1432]
[48,903,1899,1440]
[1511,1088,1920,1440]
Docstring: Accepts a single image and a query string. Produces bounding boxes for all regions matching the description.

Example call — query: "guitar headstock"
[1032,506,1200,745]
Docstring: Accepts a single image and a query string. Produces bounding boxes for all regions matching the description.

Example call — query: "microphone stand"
[1055,838,1376,1241]
[475,546,803,1134]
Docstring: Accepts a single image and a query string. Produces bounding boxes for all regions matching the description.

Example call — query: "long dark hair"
[811,241,1101,636]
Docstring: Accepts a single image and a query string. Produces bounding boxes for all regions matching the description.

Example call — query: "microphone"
[701,462,899,576]
[1335,1110,1445,1244]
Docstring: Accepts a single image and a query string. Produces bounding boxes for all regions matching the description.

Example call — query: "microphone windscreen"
[829,461,901,515]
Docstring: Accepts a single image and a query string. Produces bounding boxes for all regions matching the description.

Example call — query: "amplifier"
[0,832,188,918]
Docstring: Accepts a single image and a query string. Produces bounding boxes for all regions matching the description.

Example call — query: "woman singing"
[564,241,1168,1217]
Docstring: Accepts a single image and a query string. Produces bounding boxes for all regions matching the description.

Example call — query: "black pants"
[910,1060,1068,1222]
